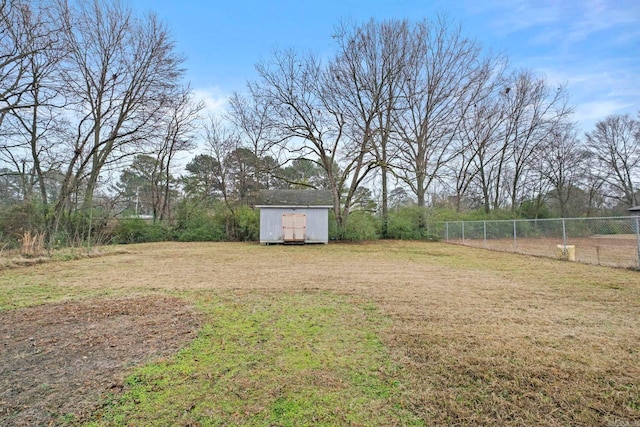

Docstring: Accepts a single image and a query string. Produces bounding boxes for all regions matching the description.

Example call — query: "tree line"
[0,0,202,247]
[1,0,639,248]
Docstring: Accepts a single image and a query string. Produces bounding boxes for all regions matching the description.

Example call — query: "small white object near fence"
[555,244,576,261]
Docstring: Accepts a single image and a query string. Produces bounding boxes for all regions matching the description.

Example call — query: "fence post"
[445,222,449,242]
[513,220,517,251]
[462,221,465,244]
[483,221,487,248]
[636,216,640,269]
[562,218,567,251]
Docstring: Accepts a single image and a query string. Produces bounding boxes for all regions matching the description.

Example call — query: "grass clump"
[20,230,46,257]
[88,291,422,426]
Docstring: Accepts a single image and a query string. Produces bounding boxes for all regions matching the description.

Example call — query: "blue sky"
[129,0,639,132]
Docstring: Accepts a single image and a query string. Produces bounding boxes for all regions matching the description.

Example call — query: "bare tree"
[227,91,283,189]
[539,124,589,217]
[392,17,495,213]
[253,49,362,232]
[586,113,640,207]
[450,64,507,212]
[499,70,572,212]
[0,0,65,208]
[50,0,184,235]
[153,86,203,221]
[0,0,59,129]
[329,19,410,235]
[1,2,67,205]
[579,154,607,216]
[201,115,239,213]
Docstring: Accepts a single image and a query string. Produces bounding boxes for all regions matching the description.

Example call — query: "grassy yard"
[1,241,639,426]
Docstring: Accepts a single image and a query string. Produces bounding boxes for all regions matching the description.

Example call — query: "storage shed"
[256,189,333,244]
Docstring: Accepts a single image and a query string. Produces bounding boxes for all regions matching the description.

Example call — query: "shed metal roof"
[257,189,333,207]
[628,205,640,212]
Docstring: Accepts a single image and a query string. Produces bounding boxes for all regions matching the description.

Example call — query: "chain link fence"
[441,216,640,269]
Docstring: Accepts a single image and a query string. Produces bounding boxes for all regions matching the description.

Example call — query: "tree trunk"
[380,160,388,237]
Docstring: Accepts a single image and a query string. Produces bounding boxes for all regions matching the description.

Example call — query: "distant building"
[628,206,640,214]
[256,189,333,244]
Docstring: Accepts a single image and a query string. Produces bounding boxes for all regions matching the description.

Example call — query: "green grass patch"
[0,247,133,311]
[87,291,423,426]
[0,273,131,311]
[0,274,76,311]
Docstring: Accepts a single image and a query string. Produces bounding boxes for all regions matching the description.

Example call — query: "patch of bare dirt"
[0,296,202,426]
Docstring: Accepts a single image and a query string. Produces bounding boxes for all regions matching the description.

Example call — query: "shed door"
[282,213,306,242]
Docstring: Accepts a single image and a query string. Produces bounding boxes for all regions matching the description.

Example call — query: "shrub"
[0,201,47,248]
[341,211,380,242]
[110,218,172,244]
[519,199,551,219]
[385,206,442,240]
[387,206,423,240]
[231,205,259,241]
[174,201,258,242]
[174,202,225,242]
[56,208,114,247]
[175,223,225,242]
[457,208,518,222]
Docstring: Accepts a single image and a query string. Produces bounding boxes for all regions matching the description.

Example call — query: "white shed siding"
[259,207,329,244]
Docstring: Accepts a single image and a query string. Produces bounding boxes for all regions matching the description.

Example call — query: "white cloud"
[467,0,640,45]
[192,87,230,116]
[574,100,636,130]
[464,0,561,35]
[560,0,639,46]
[530,61,640,131]
[540,67,622,94]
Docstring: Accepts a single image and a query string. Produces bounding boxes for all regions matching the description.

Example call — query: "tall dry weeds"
[20,230,45,257]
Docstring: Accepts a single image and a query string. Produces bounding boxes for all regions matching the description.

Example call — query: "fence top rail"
[443,216,640,225]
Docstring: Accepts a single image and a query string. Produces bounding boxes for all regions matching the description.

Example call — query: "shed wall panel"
[259,207,328,243]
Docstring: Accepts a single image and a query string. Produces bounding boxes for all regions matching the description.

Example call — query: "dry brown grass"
[1,240,638,425]
[19,230,45,257]
[454,235,639,268]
